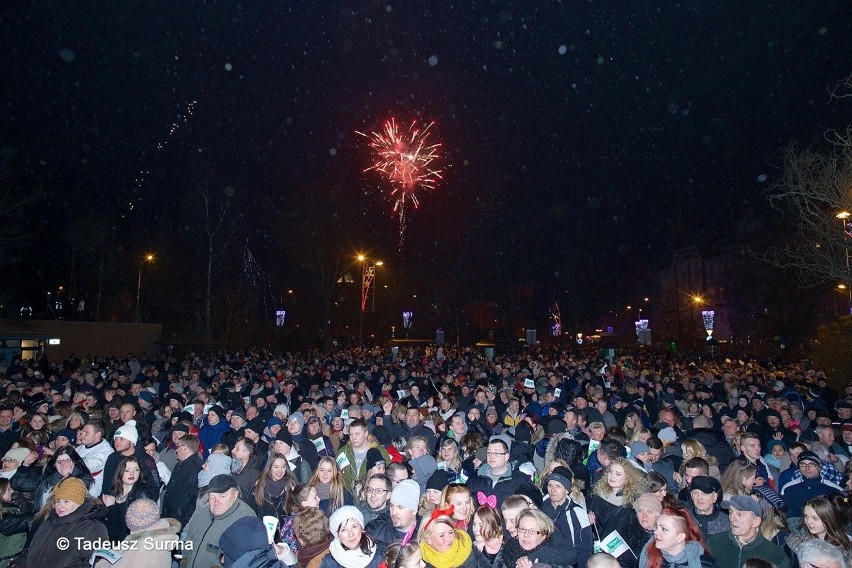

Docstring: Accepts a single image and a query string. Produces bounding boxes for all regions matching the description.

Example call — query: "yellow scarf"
[420,530,473,568]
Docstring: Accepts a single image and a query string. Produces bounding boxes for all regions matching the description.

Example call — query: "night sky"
[2,2,851,336]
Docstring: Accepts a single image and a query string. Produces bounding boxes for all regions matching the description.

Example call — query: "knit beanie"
[329,505,364,536]
[390,479,420,512]
[365,447,385,469]
[126,498,161,532]
[2,448,30,465]
[289,412,305,430]
[633,493,662,514]
[54,477,87,505]
[114,420,139,446]
[426,469,450,492]
[410,455,438,493]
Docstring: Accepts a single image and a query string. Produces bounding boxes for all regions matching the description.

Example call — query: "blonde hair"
[439,484,473,523]
[517,508,555,539]
[308,456,348,514]
[592,458,647,503]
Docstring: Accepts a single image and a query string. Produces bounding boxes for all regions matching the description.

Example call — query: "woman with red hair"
[638,507,721,568]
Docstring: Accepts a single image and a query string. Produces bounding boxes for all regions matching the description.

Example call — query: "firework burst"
[357,118,443,245]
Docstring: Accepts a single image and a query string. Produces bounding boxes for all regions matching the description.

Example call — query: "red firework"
[357,118,442,233]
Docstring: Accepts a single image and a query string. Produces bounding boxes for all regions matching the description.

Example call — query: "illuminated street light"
[358,255,384,346]
[136,253,155,322]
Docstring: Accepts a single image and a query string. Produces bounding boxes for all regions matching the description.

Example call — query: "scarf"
[266,477,288,500]
[315,482,331,501]
[298,533,333,568]
[421,530,473,568]
[329,537,376,568]
[661,541,705,568]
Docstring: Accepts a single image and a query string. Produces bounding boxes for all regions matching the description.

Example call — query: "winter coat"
[779,475,845,519]
[181,497,255,568]
[235,455,261,504]
[93,518,181,568]
[365,510,419,545]
[689,429,736,470]
[467,463,530,508]
[230,545,286,568]
[101,449,160,501]
[683,503,729,539]
[198,418,230,458]
[11,464,95,511]
[336,442,391,497]
[22,499,109,568]
[540,497,594,568]
[161,453,203,529]
[75,440,114,497]
[706,531,791,568]
[0,504,30,567]
[587,493,633,544]
[102,485,154,542]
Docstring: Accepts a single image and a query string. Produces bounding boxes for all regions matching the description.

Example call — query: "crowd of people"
[0,346,848,568]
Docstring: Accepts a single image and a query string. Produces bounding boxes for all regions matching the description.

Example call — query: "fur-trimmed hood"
[125,517,181,541]
[544,432,584,467]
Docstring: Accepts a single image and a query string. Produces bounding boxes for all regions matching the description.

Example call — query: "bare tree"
[754,76,852,289]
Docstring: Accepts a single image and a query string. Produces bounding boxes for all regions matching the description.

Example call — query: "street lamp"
[837,211,851,314]
[136,253,155,322]
[358,255,384,346]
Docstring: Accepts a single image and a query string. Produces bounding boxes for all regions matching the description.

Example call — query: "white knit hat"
[328,505,364,536]
[113,419,139,446]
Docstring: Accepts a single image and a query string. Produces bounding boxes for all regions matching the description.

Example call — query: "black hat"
[514,482,544,508]
[546,419,567,435]
[689,475,722,494]
[797,450,822,467]
[245,418,265,435]
[172,422,191,434]
[366,447,385,469]
[373,425,391,445]
[545,466,573,490]
[514,423,532,444]
[274,430,293,446]
[426,469,450,492]
[207,474,239,494]
[230,409,247,421]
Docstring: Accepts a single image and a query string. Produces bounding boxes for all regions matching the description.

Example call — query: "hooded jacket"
[22,499,109,568]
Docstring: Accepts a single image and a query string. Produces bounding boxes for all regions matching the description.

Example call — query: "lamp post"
[358,255,383,347]
[136,254,155,322]
[837,211,851,314]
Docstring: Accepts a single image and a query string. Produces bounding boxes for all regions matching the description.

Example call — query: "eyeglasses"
[516,528,542,536]
[485,451,507,457]
[799,462,819,469]
[367,488,388,495]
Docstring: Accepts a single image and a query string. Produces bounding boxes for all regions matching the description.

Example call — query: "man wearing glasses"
[161,434,204,528]
[468,435,529,507]
[779,450,845,521]
[358,473,393,524]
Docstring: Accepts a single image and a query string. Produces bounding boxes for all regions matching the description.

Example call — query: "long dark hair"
[255,452,293,508]
[110,456,147,499]
[43,446,92,482]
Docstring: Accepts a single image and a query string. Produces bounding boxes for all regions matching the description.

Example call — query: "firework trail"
[357,118,442,246]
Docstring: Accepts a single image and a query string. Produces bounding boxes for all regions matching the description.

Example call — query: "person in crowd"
[471,505,503,563]
[786,496,852,565]
[94,498,180,568]
[384,541,426,568]
[359,474,393,525]
[417,508,476,568]
[19,477,108,568]
[232,436,261,503]
[100,420,160,502]
[253,451,294,520]
[309,456,354,516]
[737,433,778,491]
[795,539,848,568]
[160,434,203,529]
[11,445,93,510]
[336,420,390,498]
[141,436,172,486]
[293,506,333,568]
[436,438,465,483]
[780,451,845,521]
[219,515,285,568]
[623,493,661,565]
[0,478,31,567]
[683,475,729,539]
[673,457,710,503]
[437,484,473,530]
[588,457,647,544]
[501,508,578,568]
[540,465,594,568]
[320,505,384,568]
[306,415,335,459]
[720,461,758,500]
[467,436,529,507]
[272,430,312,484]
[706,496,791,568]
[0,448,29,481]
[101,455,152,541]
[365,479,420,546]
[280,484,321,553]
[182,474,256,568]
[637,506,720,568]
